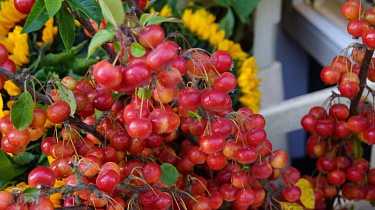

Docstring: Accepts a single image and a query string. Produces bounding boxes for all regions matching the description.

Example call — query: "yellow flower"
[237,57,261,113]
[37,18,58,47]
[4,80,21,96]
[0,26,29,68]
[159,5,172,18]
[0,0,27,36]
[5,182,29,192]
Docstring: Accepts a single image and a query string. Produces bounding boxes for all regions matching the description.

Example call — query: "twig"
[349,48,374,115]
[71,11,117,62]
[126,0,143,18]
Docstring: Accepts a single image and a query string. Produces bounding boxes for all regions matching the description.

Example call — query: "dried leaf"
[279,202,304,210]
[295,178,315,209]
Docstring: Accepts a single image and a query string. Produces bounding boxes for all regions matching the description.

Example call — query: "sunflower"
[37,18,58,47]
[0,0,27,36]
[0,26,29,68]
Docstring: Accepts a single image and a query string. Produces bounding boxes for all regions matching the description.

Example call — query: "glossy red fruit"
[210,50,233,73]
[138,25,165,49]
[28,166,56,187]
[29,197,54,210]
[93,60,123,88]
[14,0,36,14]
[0,191,14,210]
[338,81,359,98]
[46,101,71,123]
[365,7,375,26]
[125,118,152,139]
[347,19,370,38]
[123,63,151,87]
[199,134,226,155]
[362,29,375,49]
[320,66,340,85]
[327,170,346,186]
[348,115,368,133]
[341,0,363,20]
[178,87,202,110]
[0,44,8,65]
[346,166,365,182]
[146,43,178,72]
[96,169,120,193]
[282,185,301,202]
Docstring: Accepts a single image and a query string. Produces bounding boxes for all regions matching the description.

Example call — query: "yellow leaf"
[280,202,304,210]
[296,178,315,209]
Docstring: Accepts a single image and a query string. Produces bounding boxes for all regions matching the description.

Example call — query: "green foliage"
[66,0,103,26]
[0,144,48,189]
[131,42,146,57]
[99,0,125,27]
[351,138,364,159]
[45,0,62,18]
[219,8,235,38]
[137,87,152,100]
[87,29,116,58]
[22,0,49,33]
[56,81,77,117]
[140,13,182,25]
[11,89,34,131]
[56,5,76,50]
[160,163,178,186]
[187,110,201,123]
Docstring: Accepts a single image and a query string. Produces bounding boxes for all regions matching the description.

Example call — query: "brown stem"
[349,48,374,115]
[0,67,105,143]
[126,0,143,18]
[71,11,117,62]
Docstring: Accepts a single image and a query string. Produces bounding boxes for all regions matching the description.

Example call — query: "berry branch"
[70,11,117,63]
[349,47,374,115]
[0,67,106,143]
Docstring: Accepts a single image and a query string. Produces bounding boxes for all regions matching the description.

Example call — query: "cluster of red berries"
[0,22,303,209]
[299,1,375,209]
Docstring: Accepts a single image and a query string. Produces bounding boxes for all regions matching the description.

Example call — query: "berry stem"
[349,48,374,115]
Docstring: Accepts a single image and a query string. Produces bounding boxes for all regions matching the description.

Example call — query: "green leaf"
[41,41,87,66]
[213,0,232,7]
[45,0,62,18]
[12,152,36,166]
[140,13,182,26]
[72,57,97,75]
[55,81,77,117]
[11,90,34,130]
[95,109,102,119]
[22,187,40,203]
[23,187,40,195]
[87,29,116,58]
[99,0,125,27]
[167,0,178,8]
[187,111,201,123]
[0,150,27,183]
[137,87,152,100]
[66,0,102,26]
[219,8,235,38]
[231,0,260,23]
[131,43,146,57]
[22,0,49,33]
[351,138,364,159]
[160,163,178,186]
[56,5,76,50]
